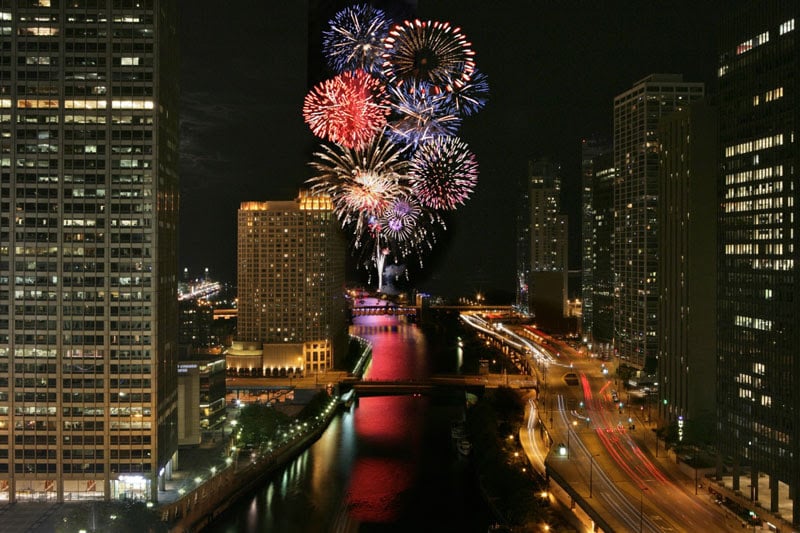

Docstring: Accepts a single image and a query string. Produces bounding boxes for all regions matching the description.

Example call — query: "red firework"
[303,69,389,149]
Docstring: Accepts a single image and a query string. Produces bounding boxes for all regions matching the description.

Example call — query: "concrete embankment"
[161,401,341,533]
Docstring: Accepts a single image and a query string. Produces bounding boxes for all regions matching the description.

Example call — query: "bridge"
[349,303,515,318]
[350,304,419,317]
[342,374,538,397]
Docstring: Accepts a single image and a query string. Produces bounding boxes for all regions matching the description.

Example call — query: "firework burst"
[322,4,392,75]
[306,134,410,236]
[380,195,422,241]
[408,136,479,210]
[385,80,461,147]
[302,69,389,149]
[382,19,476,92]
[305,9,487,290]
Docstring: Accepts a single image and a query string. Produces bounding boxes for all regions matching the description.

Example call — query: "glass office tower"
[0,0,179,503]
[717,2,799,524]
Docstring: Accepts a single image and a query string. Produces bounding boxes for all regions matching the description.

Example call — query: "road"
[461,314,742,532]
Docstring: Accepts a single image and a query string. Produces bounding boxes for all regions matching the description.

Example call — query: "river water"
[205,311,493,533]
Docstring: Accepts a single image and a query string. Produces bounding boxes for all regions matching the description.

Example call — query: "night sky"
[177,1,723,301]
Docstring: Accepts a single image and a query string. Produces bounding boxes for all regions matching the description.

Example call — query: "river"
[204,310,493,533]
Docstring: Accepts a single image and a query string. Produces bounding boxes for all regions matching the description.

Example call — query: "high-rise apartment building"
[228,191,347,377]
[0,1,179,503]
[580,136,610,339]
[590,152,615,347]
[515,170,531,315]
[613,74,704,370]
[717,3,799,524]
[527,158,568,330]
[656,102,717,429]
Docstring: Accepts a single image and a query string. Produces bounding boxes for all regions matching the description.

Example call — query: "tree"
[236,403,290,446]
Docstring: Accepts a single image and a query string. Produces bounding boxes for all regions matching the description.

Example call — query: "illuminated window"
[111,100,154,110]
[18,26,58,36]
[780,19,795,35]
[120,57,140,66]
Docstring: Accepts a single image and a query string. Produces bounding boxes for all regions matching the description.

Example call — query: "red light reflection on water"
[345,311,428,524]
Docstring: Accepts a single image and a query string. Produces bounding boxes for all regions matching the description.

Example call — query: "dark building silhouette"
[590,152,615,348]
[580,136,611,340]
[656,101,717,431]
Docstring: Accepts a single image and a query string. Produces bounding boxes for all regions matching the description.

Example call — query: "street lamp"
[567,420,577,459]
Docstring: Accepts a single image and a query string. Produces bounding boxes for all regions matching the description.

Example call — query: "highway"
[460,312,742,532]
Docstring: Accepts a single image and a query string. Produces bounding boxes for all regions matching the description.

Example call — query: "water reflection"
[206,310,489,532]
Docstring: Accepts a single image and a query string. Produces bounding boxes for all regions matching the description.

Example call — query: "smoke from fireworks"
[382,19,476,92]
[408,136,478,211]
[322,4,391,75]
[303,69,389,149]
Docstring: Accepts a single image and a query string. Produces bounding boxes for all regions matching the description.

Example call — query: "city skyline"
[177,1,726,298]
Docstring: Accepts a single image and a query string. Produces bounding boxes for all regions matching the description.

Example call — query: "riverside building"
[227,191,347,379]
[0,0,180,503]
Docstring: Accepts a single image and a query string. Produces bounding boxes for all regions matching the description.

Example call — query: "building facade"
[527,158,568,330]
[580,136,610,339]
[613,74,704,369]
[0,0,179,502]
[515,167,531,314]
[590,152,615,348]
[656,102,717,430]
[717,2,799,524]
[228,191,347,377]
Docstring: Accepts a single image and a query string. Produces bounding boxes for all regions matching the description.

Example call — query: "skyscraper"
[515,169,531,315]
[0,1,179,502]
[527,158,568,329]
[613,74,704,370]
[580,136,610,339]
[590,152,615,348]
[228,191,347,377]
[656,101,717,429]
[717,2,799,524]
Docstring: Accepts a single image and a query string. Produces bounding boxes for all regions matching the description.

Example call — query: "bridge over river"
[342,374,538,397]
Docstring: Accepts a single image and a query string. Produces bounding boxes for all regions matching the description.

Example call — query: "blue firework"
[322,4,392,75]
[384,79,461,147]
